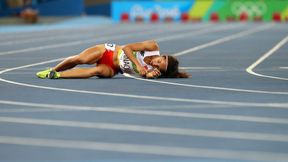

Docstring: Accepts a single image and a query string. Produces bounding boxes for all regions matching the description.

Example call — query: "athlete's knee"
[65,55,80,64]
[97,66,114,78]
[71,56,90,65]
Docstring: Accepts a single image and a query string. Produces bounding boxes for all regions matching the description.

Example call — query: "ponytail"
[176,71,191,78]
[162,55,190,78]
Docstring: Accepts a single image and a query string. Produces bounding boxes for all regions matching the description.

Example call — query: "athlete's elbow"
[145,40,159,50]
[145,40,157,44]
[122,46,132,53]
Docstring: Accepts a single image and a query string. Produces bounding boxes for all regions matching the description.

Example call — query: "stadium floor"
[0,22,287,162]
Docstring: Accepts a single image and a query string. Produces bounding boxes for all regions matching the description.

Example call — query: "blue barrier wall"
[85,3,110,16]
[0,0,84,16]
[37,0,84,16]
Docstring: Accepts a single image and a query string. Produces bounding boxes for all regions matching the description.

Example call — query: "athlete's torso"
[103,43,160,75]
[118,49,160,74]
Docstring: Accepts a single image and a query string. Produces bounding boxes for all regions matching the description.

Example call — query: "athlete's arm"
[122,40,159,76]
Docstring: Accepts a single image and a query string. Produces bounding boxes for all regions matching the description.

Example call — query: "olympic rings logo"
[231,1,267,16]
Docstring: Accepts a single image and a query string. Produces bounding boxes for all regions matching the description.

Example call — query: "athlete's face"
[150,56,167,73]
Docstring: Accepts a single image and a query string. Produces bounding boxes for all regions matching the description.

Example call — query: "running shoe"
[48,70,60,79]
[36,68,52,79]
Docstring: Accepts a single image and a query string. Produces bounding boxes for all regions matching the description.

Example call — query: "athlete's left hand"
[137,66,148,76]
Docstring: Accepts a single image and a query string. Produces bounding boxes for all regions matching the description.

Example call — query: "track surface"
[0,22,288,162]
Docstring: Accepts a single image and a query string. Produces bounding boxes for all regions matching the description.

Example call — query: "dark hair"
[162,56,190,78]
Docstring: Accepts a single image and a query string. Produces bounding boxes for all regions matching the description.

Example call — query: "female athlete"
[36,40,190,79]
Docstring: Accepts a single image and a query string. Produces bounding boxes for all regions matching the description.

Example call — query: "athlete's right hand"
[146,68,161,79]
[137,66,147,77]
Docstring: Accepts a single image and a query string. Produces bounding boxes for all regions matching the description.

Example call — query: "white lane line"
[0,106,221,113]
[123,24,288,95]
[124,73,288,95]
[0,101,234,112]
[0,24,240,56]
[1,116,288,142]
[0,24,114,39]
[1,72,288,108]
[0,102,235,113]
[246,35,288,81]
[179,67,223,70]
[0,58,65,73]
[0,23,167,41]
[0,108,69,113]
[155,23,242,42]
[1,100,288,124]
[0,29,149,46]
[0,24,211,46]
[0,136,288,161]
[0,104,232,112]
[0,67,48,70]
[0,25,287,107]
[279,67,288,69]
[134,104,234,110]
[0,24,209,46]
[173,23,274,56]
[0,34,92,46]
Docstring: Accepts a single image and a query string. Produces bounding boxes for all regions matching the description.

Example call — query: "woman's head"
[151,55,190,78]
[150,56,167,72]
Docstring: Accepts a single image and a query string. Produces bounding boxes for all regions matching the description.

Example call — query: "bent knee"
[71,56,92,65]
[96,65,114,78]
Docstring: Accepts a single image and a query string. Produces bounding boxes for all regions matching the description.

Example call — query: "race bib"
[105,43,116,51]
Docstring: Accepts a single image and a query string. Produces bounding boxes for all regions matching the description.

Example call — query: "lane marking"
[123,24,288,95]
[0,103,233,112]
[0,136,288,161]
[179,66,223,70]
[1,24,286,160]
[279,67,288,69]
[0,25,287,109]
[155,23,242,42]
[0,23,203,46]
[246,35,288,81]
[0,67,48,70]
[1,116,288,142]
[0,24,208,55]
[0,24,240,56]
[0,33,92,46]
[1,71,288,108]
[0,101,235,112]
[173,24,274,56]
[1,100,288,124]
[0,108,69,113]
[0,22,179,40]
[0,27,146,46]
[0,25,108,40]
[124,73,288,95]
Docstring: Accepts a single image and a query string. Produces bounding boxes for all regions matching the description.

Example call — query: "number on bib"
[105,43,116,51]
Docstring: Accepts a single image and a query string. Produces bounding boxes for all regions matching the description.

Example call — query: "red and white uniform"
[118,49,160,75]
[98,43,118,73]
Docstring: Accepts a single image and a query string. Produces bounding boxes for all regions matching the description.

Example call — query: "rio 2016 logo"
[130,5,180,19]
[231,1,267,16]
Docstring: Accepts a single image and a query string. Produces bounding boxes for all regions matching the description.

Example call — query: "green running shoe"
[48,70,60,79]
[36,68,52,79]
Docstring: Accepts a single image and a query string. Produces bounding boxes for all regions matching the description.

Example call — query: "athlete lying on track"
[36,40,190,79]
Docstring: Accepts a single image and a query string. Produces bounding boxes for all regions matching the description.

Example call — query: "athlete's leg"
[59,64,114,79]
[53,45,105,72]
